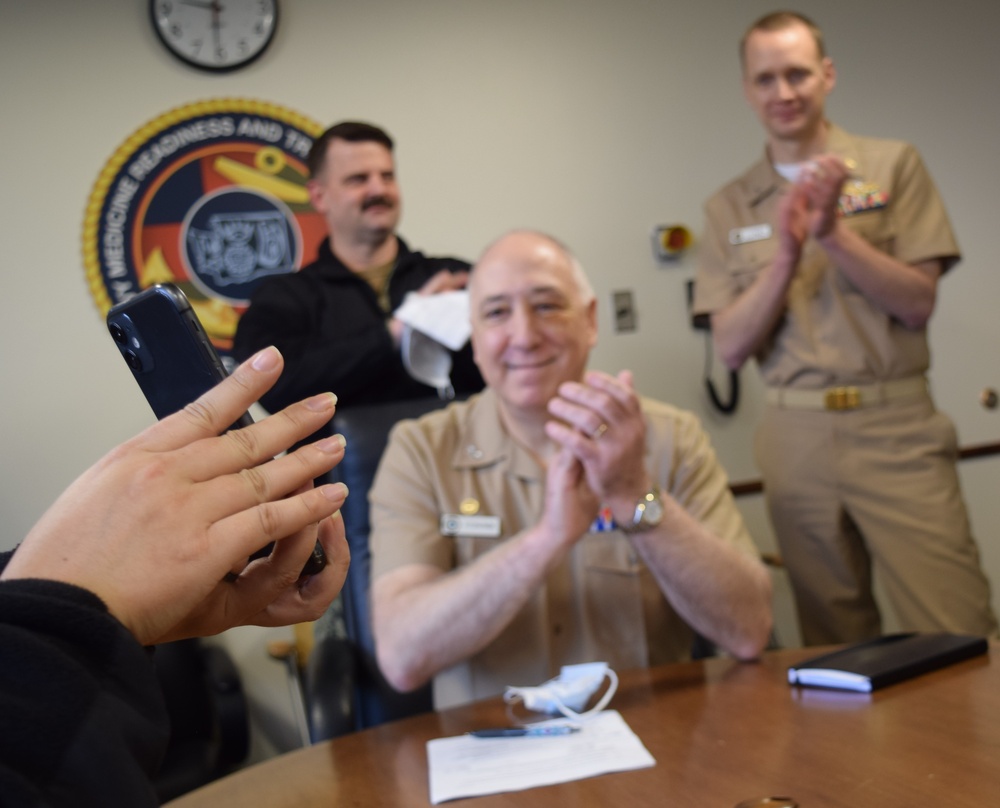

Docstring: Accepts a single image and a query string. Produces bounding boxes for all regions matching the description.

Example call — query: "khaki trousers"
[755,392,998,645]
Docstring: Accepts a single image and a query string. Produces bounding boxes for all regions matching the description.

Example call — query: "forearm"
[372,526,569,692]
[818,223,940,329]
[628,497,772,660]
[712,258,795,371]
[0,579,166,807]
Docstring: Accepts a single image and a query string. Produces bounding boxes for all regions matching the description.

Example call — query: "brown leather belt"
[765,377,928,411]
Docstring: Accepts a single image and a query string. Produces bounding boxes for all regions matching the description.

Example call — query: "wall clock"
[150,0,279,73]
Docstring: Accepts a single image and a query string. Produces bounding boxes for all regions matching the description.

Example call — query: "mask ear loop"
[548,668,619,721]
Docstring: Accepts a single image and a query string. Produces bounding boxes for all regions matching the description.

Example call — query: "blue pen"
[468,726,579,738]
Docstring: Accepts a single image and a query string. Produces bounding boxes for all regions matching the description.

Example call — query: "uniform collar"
[824,123,862,176]
[451,388,544,482]
[744,153,783,209]
[746,122,857,208]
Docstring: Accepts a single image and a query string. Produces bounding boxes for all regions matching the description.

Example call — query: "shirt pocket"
[726,240,778,294]
[842,205,894,250]
[835,207,895,296]
[581,532,642,576]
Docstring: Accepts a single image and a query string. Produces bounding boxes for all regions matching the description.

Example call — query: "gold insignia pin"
[459,498,480,515]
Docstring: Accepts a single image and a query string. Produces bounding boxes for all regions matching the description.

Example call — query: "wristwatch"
[621,488,664,533]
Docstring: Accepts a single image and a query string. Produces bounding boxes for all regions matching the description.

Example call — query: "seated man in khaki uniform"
[369,230,773,709]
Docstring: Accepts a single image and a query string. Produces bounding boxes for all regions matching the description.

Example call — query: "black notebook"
[787,632,989,693]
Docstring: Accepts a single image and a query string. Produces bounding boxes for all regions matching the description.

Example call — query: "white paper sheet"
[393,290,471,351]
[426,710,655,804]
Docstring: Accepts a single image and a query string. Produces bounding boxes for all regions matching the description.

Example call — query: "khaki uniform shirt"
[370,388,759,708]
[693,125,960,389]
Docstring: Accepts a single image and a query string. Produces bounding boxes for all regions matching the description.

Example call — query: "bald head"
[467,229,598,414]
[470,230,595,307]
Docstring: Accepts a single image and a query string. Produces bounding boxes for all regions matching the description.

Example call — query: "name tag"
[441,513,502,538]
[729,223,772,245]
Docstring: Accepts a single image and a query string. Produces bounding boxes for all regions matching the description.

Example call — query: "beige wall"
[2,0,998,759]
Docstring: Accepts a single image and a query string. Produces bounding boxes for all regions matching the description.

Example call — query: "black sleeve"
[0,576,168,808]
[233,277,407,411]
[234,253,485,410]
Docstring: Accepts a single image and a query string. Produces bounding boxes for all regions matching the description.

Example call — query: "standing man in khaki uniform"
[693,11,997,645]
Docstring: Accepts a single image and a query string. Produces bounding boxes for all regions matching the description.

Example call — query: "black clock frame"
[149,0,279,73]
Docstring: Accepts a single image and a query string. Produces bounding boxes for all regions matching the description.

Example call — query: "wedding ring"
[592,423,609,440]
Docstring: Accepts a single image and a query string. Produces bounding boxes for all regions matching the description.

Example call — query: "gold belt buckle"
[824,386,861,410]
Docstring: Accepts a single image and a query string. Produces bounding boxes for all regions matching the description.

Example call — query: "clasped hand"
[779,153,850,250]
[389,268,470,347]
[542,369,650,540]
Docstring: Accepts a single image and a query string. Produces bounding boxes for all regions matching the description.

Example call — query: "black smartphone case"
[107,284,326,576]
[107,284,251,425]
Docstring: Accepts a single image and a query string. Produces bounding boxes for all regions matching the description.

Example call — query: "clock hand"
[179,0,215,8]
[211,0,222,54]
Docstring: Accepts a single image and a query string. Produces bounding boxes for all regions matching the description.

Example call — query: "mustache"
[362,196,394,211]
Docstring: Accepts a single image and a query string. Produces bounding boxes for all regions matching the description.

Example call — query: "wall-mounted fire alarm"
[651,224,693,262]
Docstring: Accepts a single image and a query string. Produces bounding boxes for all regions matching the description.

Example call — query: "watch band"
[620,488,664,533]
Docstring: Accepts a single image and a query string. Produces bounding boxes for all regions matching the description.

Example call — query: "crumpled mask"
[401,324,455,400]
[503,662,618,720]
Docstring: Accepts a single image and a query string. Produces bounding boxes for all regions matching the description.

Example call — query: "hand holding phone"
[107,284,327,576]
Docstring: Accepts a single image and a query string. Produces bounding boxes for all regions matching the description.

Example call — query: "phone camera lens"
[125,350,143,372]
[109,323,126,344]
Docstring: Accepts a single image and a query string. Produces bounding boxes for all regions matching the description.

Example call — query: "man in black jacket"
[233,121,483,412]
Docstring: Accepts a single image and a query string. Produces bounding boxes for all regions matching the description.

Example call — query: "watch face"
[642,495,664,526]
[151,0,278,72]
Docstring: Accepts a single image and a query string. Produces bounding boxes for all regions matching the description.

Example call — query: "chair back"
[310,397,451,737]
[152,639,249,801]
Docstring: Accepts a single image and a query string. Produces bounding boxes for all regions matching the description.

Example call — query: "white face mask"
[401,325,454,400]
[503,662,618,721]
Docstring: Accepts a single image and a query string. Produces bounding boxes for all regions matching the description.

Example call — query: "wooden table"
[167,645,999,807]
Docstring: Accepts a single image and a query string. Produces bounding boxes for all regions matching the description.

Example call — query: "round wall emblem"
[82,98,325,355]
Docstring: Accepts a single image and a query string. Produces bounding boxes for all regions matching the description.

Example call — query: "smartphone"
[107,284,327,576]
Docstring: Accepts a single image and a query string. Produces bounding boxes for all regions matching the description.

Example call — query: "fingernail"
[322,483,349,500]
[251,346,281,371]
[305,392,337,411]
[316,434,346,452]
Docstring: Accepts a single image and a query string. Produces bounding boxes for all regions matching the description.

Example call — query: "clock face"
[151,0,278,72]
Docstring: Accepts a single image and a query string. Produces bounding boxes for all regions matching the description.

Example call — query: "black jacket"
[0,550,167,808]
[233,236,484,413]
